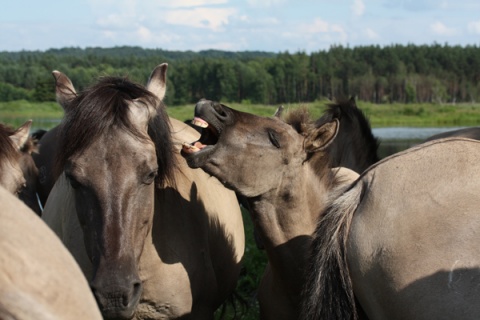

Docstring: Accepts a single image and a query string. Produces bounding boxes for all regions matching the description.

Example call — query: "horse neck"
[247,163,331,286]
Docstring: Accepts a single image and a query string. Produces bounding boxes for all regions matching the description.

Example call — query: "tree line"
[0,44,479,105]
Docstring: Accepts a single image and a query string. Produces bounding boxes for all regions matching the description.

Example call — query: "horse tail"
[301,180,365,320]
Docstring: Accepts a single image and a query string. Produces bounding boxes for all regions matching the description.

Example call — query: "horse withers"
[41,65,244,319]
[302,137,480,320]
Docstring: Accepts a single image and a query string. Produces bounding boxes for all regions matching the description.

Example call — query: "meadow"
[2,100,480,129]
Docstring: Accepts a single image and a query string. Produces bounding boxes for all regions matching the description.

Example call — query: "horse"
[32,125,59,208]
[0,184,102,319]
[16,124,42,215]
[0,121,31,196]
[424,126,480,142]
[181,99,361,319]
[301,137,480,320]
[41,64,245,319]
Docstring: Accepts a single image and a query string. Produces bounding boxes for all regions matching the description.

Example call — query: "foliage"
[1,44,479,105]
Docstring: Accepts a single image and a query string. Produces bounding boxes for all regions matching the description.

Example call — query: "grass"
[2,99,480,129]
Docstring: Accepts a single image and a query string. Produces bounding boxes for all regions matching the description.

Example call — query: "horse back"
[348,138,480,320]
[0,185,101,319]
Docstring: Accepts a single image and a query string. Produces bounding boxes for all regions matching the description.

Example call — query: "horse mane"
[55,76,177,187]
[315,98,380,173]
[0,124,21,164]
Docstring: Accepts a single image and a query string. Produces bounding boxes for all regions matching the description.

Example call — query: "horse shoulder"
[0,185,101,319]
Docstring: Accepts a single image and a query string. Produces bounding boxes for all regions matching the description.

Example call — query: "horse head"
[53,64,176,319]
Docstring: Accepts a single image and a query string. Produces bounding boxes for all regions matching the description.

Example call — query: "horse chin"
[181,144,216,169]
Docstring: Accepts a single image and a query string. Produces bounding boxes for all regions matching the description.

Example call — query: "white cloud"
[351,0,365,16]
[468,21,480,34]
[160,0,228,8]
[163,8,237,31]
[296,19,348,45]
[430,21,456,36]
[365,28,379,39]
[299,18,329,34]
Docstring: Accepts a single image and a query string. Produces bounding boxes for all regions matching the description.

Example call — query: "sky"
[1,0,479,53]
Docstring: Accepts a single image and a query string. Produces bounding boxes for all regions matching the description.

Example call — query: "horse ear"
[52,70,77,110]
[273,105,284,118]
[146,63,168,101]
[10,120,32,150]
[304,119,339,154]
[349,96,357,108]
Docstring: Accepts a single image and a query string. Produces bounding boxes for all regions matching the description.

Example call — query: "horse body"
[182,100,361,319]
[0,184,102,320]
[303,138,480,320]
[42,66,244,319]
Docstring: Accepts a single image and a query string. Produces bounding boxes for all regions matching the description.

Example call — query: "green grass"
[3,99,480,129]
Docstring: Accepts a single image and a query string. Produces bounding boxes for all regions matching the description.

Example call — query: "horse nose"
[90,277,143,320]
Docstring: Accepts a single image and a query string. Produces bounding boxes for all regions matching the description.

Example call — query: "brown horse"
[0,121,31,196]
[302,137,480,320]
[181,99,359,319]
[0,184,102,319]
[41,65,245,319]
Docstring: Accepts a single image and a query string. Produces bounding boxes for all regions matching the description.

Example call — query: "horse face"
[65,128,157,319]
[0,158,25,196]
[182,100,307,197]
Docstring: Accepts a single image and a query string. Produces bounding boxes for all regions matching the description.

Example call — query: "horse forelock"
[55,76,176,186]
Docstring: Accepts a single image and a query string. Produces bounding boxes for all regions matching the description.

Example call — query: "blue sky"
[1,0,479,53]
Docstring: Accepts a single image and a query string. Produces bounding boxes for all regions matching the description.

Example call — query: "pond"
[374,126,468,159]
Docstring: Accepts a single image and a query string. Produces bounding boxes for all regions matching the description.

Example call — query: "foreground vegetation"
[2,100,480,129]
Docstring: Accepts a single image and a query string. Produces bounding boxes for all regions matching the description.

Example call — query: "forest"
[0,43,479,106]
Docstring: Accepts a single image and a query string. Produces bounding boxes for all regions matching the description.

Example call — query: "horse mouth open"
[181,116,220,168]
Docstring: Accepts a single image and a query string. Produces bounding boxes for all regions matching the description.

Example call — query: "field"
[2,99,480,319]
[2,100,480,129]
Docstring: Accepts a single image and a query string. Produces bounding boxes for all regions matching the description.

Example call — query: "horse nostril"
[132,281,142,301]
[212,102,227,117]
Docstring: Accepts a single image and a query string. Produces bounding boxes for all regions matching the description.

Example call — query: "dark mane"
[55,76,176,187]
[315,98,379,173]
[0,124,21,164]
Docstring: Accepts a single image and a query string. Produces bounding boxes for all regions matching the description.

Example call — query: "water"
[373,126,470,159]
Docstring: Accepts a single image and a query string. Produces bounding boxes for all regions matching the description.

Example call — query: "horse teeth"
[182,142,200,152]
[192,117,208,128]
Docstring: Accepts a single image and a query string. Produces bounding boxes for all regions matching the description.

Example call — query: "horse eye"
[143,169,158,185]
[268,130,281,148]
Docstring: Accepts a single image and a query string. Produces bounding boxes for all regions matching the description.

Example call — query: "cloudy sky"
[1,0,479,53]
